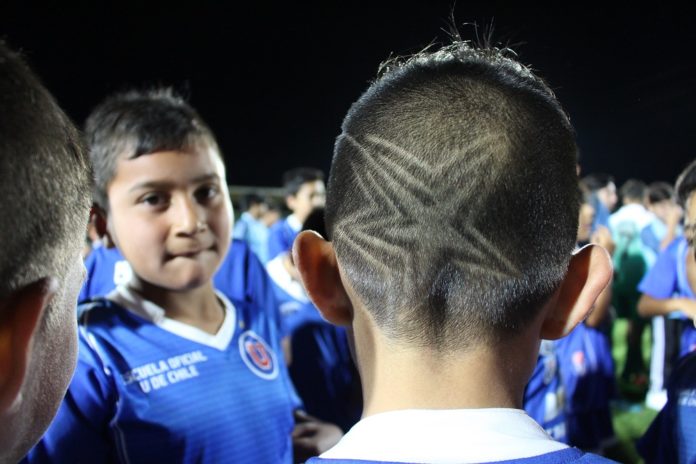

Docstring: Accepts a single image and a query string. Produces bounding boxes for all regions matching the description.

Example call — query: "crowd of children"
[1,34,695,464]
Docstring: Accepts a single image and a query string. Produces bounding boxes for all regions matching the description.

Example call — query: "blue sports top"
[523,341,567,443]
[638,351,696,464]
[24,289,298,464]
[267,216,300,262]
[639,236,696,356]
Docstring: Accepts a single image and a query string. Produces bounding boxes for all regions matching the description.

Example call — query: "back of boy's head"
[325,43,578,350]
[282,167,325,196]
[85,88,219,211]
[619,179,646,203]
[676,160,696,208]
[0,42,91,300]
[646,182,674,205]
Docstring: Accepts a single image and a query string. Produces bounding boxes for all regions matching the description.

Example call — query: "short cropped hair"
[282,167,324,196]
[619,179,646,203]
[646,182,674,205]
[241,193,265,212]
[676,160,696,208]
[85,89,219,211]
[0,42,92,299]
[326,43,578,350]
[581,173,614,192]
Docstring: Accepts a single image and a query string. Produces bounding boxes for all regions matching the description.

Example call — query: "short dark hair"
[241,193,265,212]
[282,167,324,196]
[85,88,219,210]
[676,160,696,207]
[581,173,614,192]
[0,41,92,299]
[325,43,579,350]
[646,182,674,205]
[619,179,646,203]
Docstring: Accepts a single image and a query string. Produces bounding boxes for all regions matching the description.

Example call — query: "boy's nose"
[174,196,204,235]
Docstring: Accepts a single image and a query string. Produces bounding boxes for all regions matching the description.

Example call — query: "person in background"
[233,192,270,262]
[267,168,326,261]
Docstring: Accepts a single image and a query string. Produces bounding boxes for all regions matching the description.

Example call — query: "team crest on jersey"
[239,331,278,380]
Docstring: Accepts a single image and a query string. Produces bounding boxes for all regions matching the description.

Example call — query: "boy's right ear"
[0,277,57,414]
[540,244,613,339]
[92,206,115,249]
[293,231,353,326]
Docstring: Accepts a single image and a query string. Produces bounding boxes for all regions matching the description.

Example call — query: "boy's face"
[685,192,696,256]
[287,180,326,222]
[577,202,595,243]
[104,146,232,292]
[596,182,617,211]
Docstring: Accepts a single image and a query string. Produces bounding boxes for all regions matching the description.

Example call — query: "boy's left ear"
[0,277,57,414]
[293,231,353,326]
[541,244,613,339]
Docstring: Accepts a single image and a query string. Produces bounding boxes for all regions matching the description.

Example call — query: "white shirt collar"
[287,214,302,232]
[107,285,237,351]
[321,408,567,463]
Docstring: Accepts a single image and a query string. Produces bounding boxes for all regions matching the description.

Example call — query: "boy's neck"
[128,279,225,335]
[352,309,540,417]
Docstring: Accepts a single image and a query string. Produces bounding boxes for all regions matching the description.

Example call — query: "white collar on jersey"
[107,285,237,351]
[265,253,310,304]
[320,408,568,463]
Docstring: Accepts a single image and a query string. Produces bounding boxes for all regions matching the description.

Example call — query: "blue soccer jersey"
[79,245,132,303]
[639,236,696,357]
[555,324,615,449]
[80,239,279,323]
[638,351,696,464]
[524,340,567,443]
[267,216,300,262]
[266,254,362,430]
[25,289,298,464]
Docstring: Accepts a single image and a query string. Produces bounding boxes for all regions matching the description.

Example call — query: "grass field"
[604,319,659,463]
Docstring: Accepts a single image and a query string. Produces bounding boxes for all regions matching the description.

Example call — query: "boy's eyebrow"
[128,173,221,192]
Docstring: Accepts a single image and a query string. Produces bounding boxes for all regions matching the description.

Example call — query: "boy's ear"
[541,244,613,339]
[293,231,353,326]
[92,206,115,249]
[0,277,57,414]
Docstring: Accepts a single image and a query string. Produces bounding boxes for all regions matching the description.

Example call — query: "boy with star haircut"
[25,89,339,463]
[0,41,92,463]
[294,42,616,463]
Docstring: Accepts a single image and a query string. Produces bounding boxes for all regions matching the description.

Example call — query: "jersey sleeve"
[232,219,249,240]
[267,221,289,262]
[638,239,680,298]
[23,330,117,463]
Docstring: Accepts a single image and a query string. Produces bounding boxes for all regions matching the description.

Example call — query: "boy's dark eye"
[141,193,167,206]
[195,185,219,203]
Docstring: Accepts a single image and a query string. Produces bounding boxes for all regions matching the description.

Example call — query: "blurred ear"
[0,277,57,414]
[541,244,613,339]
[92,206,115,249]
[293,231,353,326]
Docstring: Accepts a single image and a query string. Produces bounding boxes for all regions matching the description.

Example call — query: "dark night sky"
[2,3,695,188]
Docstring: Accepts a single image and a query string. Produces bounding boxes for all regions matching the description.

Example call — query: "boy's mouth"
[166,244,216,260]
